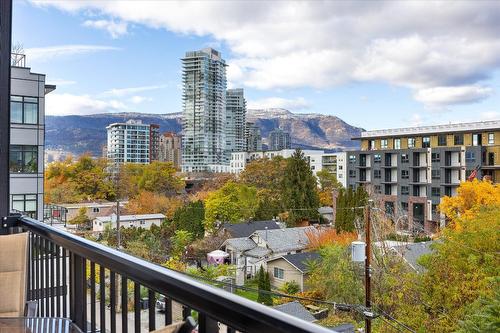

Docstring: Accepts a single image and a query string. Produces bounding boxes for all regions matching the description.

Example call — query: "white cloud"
[25,44,119,63]
[129,95,152,104]
[104,84,168,97]
[413,85,493,106]
[32,1,500,106]
[45,93,126,116]
[479,111,500,120]
[247,97,310,110]
[83,19,128,38]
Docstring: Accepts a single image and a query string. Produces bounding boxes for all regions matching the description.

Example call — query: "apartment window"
[401,170,409,179]
[374,185,381,194]
[401,202,408,212]
[10,96,38,124]
[465,151,475,163]
[431,153,440,162]
[11,194,37,218]
[401,154,409,163]
[394,138,401,149]
[472,134,482,146]
[407,138,416,148]
[9,145,38,173]
[488,133,495,145]
[380,139,388,149]
[374,170,381,179]
[92,207,100,213]
[401,186,410,195]
[432,169,441,179]
[454,134,464,145]
[438,134,447,146]
[368,140,375,150]
[422,137,430,148]
[273,267,284,279]
[349,170,356,178]
[349,155,356,164]
[431,187,441,197]
[374,154,381,163]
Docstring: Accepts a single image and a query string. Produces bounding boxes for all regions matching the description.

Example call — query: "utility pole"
[364,205,372,333]
[116,200,121,248]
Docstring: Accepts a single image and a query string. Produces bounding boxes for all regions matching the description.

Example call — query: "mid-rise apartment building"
[245,122,262,152]
[230,149,347,186]
[149,124,160,162]
[107,120,158,167]
[159,132,182,169]
[9,54,55,220]
[226,88,246,153]
[346,120,500,232]
[181,48,228,173]
[269,128,291,151]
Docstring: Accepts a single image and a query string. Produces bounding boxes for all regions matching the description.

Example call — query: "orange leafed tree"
[125,191,184,219]
[439,179,500,229]
[306,228,357,249]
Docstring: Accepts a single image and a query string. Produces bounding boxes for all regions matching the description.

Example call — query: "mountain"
[45,109,362,156]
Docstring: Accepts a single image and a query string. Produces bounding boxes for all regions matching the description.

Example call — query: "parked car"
[156,295,166,312]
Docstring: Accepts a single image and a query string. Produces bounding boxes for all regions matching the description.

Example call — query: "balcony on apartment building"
[441,151,462,169]
[356,154,371,168]
[409,152,428,169]
[381,153,398,168]
[0,215,331,333]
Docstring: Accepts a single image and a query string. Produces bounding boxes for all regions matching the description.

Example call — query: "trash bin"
[140,298,149,310]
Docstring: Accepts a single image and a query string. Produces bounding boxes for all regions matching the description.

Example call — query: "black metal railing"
[15,216,333,333]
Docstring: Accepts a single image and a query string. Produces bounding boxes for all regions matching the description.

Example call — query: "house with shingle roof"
[221,226,323,285]
[266,252,321,291]
[220,220,281,238]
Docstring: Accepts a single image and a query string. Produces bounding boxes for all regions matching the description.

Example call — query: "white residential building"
[10,55,55,220]
[93,213,165,232]
[322,152,347,188]
[106,120,153,168]
[181,48,228,173]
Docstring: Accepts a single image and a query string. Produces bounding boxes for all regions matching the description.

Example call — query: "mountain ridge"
[45,109,363,156]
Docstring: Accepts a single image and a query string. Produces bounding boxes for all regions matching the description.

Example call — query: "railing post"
[70,253,87,332]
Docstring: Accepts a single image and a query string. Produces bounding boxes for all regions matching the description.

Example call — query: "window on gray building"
[11,194,37,218]
[349,155,356,163]
[401,170,409,179]
[431,153,440,162]
[438,134,447,146]
[401,202,408,212]
[374,154,381,163]
[431,187,441,197]
[10,95,38,124]
[465,151,475,163]
[422,137,430,148]
[472,134,482,146]
[401,186,409,195]
[349,170,356,177]
[374,170,381,178]
[9,145,38,173]
[401,154,409,163]
[407,137,416,148]
[432,169,441,179]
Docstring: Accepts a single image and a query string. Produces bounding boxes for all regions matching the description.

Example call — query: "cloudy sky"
[13,0,500,129]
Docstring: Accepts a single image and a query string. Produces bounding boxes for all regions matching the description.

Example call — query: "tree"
[171,200,205,239]
[439,179,500,229]
[316,169,342,191]
[335,186,368,232]
[240,156,287,190]
[204,181,258,232]
[126,191,183,219]
[281,149,320,226]
[118,162,184,198]
[68,207,91,229]
[170,230,193,259]
[257,266,273,305]
[305,229,357,249]
[456,292,500,333]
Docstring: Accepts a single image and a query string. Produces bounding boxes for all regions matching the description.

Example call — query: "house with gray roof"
[266,252,321,291]
[273,301,316,322]
[391,241,435,273]
[220,220,281,238]
[221,226,323,285]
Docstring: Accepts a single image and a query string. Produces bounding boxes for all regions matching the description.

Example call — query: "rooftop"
[222,220,281,238]
[273,301,316,322]
[95,213,165,223]
[269,252,321,273]
[391,241,435,273]
[353,120,500,139]
[252,226,318,253]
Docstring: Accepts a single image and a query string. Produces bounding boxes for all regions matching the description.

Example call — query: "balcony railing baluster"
[16,217,333,333]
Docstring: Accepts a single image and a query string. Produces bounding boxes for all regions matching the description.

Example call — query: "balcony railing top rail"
[15,216,334,333]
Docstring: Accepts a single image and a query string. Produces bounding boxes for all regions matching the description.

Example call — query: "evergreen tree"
[281,149,320,226]
[257,266,266,304]
[171,200,205,239]
[262,271,273,305]
[335,186,368,232]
